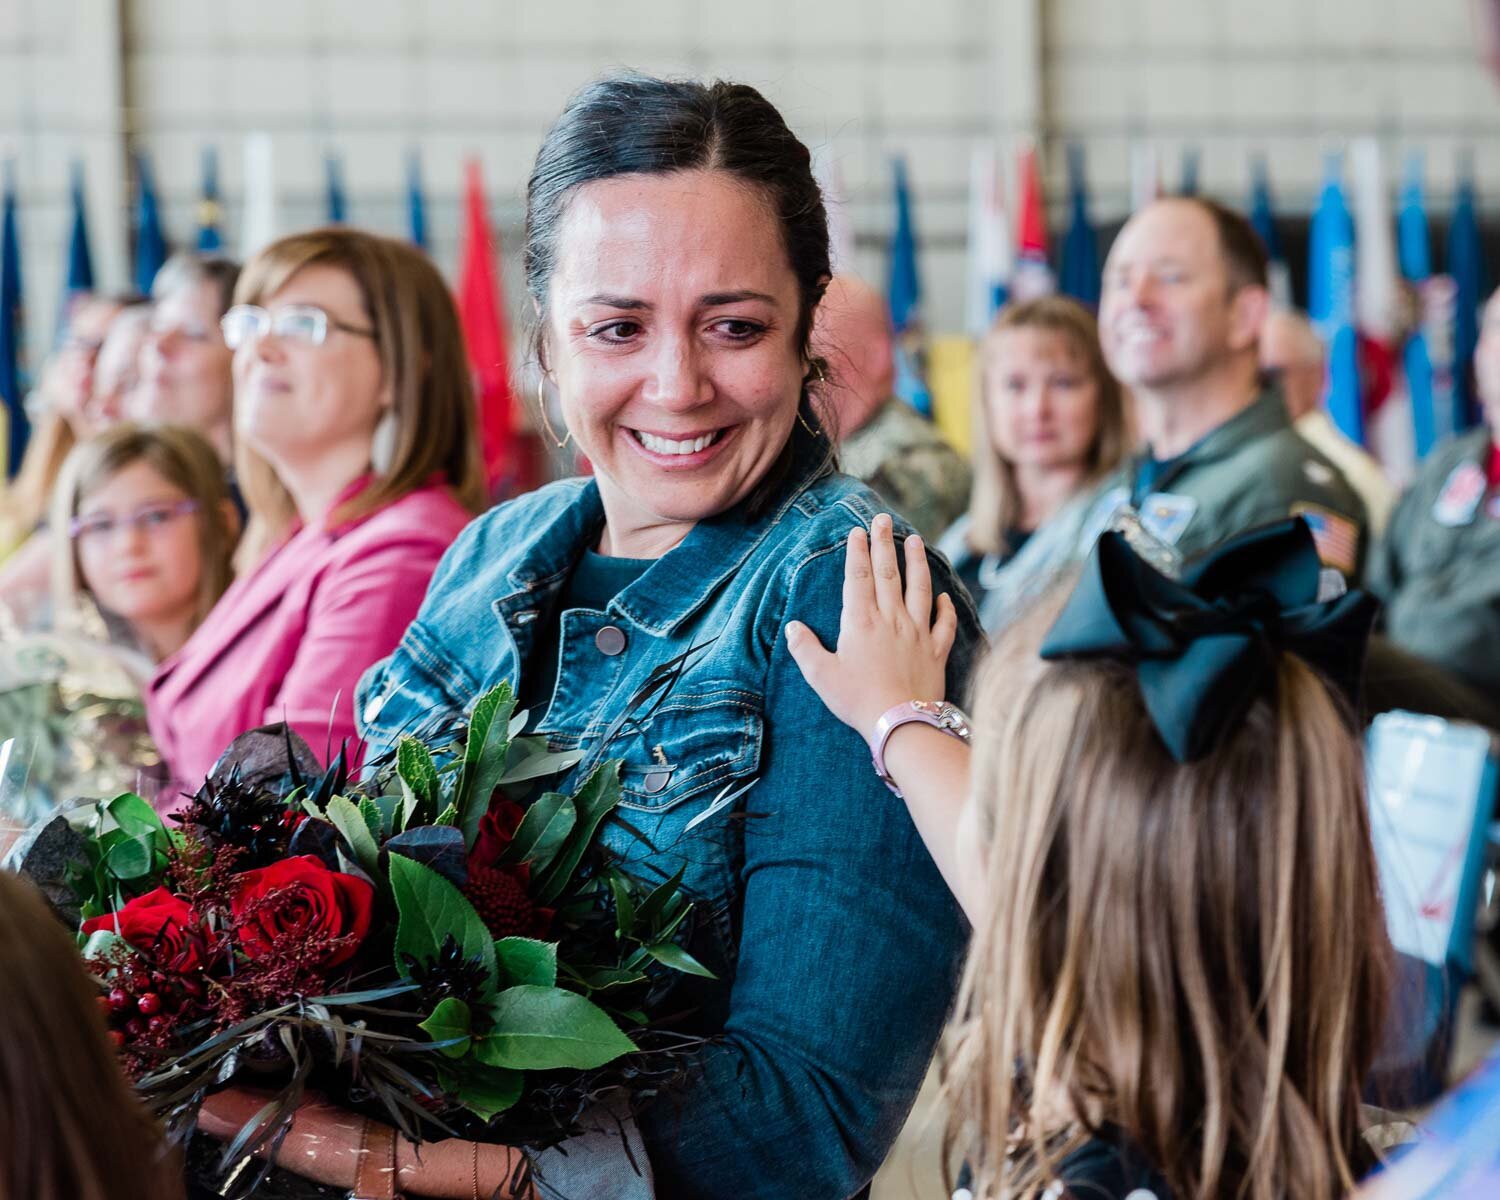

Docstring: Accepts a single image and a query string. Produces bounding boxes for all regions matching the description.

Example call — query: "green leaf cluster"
[69,793,178,921]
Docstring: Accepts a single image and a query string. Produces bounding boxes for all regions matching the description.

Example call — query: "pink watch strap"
[868,700,972,797]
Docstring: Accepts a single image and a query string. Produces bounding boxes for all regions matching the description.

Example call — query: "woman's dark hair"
[525,73,837,510]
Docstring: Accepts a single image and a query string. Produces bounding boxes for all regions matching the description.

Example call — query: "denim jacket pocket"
[611,687,763,815]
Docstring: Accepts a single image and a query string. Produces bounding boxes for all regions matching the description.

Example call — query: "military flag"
[197,146,223,252]
[133,153,168,296]
[887,156,931,416]
[1011,141,1054,302]
[964,142,1011,335]
[1447,161,1485,430]
[406,150,427,251]
[1398,152,1456,456]
[1,166,26,475]
[1308,155,1363,443]
[1058,143,1100,307]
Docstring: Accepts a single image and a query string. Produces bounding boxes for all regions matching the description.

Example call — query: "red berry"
[96,996,114,1019]
[147,1016,168,1034]
[107,1030,126,1050]
[124,1017,146,1038]
[108,988,131,1013]
[137,992,162,1015]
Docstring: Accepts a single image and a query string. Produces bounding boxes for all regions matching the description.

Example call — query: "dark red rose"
[471,799,526,869]
[231,855,374,968]
[82,887,205,973]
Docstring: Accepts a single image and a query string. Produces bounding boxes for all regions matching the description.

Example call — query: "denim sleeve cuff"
[528,1110,655,1200]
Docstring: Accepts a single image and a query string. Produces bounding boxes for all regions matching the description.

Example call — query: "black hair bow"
[1039,519,1378,763]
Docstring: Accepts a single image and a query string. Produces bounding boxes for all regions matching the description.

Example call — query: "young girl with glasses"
[787,514,1394,1199]
[51,422,238,665]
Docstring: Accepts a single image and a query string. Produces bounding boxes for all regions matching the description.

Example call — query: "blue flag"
[1059,144,1100,307]
[1398,153,1445,456]
[1307,156,1363,443]
[886,156,931,416]
[133,153,168,297]
[406,150,427,250]
[65,160,94,296]
[1,166,27,476]
[325,154,347,224]
[1249,155,1281,262]
[1447,163,1485,431]
[197,146,223,252]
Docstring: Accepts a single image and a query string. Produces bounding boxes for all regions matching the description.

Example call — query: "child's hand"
[785,513,958,743]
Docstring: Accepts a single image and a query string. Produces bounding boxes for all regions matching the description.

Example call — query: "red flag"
[455,160,518,493]
[1011,143,1055,302]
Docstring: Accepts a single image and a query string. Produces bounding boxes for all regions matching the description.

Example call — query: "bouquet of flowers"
[19,682,710,1195]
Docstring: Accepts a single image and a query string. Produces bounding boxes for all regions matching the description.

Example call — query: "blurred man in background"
[1261,307,1398,536]
[814,275,970,541]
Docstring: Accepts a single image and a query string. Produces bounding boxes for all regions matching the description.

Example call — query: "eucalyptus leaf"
[507,708,530,739]
[476,985,635,1071]
[388,853,496,996]
[418,997,472,1058]
[325,796,379,876]
[81,928,128,961]
[494,938,557,988]
[498,746,586,787]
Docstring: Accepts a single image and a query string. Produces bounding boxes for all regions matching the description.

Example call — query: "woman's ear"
[220,499,243,544]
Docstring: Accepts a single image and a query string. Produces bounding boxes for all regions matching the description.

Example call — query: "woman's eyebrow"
[583,294,649,310]
[700,290,777,306]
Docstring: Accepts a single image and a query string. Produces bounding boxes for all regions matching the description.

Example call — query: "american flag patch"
[1291,503,1359,577]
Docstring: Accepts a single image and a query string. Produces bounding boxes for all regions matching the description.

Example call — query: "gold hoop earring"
[536,379,572,450]
[797,409,823,439]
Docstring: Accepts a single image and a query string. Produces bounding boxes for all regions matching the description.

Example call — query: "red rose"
[82,887,205,973]
[471,799,526,869]
[231,855,374,968]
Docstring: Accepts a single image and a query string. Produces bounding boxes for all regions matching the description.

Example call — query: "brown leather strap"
[352,1118,399,1200]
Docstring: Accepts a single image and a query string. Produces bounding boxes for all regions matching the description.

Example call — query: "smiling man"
[1082,196,1368,577]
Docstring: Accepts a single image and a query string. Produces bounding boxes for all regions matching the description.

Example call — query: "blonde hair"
[0,871,183,1200]
[50,423,237,635]
[0,415,77,556]
[944,587,1392,1200]
[232,228,485,556]
[966,297,1131,556]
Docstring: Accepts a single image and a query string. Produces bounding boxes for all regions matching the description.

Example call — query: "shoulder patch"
[1138,492,1198,546]
[1303,459,1337,487]
[1432,461,1486,528]
[1291,502,1359,577]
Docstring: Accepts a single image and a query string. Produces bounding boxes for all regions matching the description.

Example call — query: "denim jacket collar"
[493,437,829,639]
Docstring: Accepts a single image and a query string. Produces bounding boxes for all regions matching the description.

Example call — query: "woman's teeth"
[633,430,720,456]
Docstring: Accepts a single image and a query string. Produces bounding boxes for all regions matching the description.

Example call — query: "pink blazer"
[147,481,473,791]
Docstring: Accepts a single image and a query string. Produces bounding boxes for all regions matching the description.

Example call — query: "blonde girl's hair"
[0,870,184,1200]
[50,422,238,635]
[966,296,1132,557]
[943,587,1392,1200]
[231,227,486,560]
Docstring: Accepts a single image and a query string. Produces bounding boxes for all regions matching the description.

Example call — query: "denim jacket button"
[642,769,671,794]
[595,625,628,656]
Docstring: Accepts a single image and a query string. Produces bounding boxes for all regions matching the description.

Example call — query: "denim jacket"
[355,457,980,1199]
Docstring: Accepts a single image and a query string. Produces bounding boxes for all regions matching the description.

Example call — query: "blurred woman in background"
[145,228,483,788]
[940,296,1131,632]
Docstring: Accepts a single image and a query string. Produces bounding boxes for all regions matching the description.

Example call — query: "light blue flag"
[1059,144,1100,307]
[197,146,223,252]
[1179,146,1201,197]
[325,153,347,224]
[886,157,931,416]
[1398,153,1450,455]
[406,150,427,250]
[132,153,168,297]
[1447,162,1485,431]
[1307,155,1363,443]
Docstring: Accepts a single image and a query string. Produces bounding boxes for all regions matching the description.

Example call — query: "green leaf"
[494,938,557,988]
[533,761,623,904]
[633,863,687,933]
[508,708,531,739]
[476,985,635,1071]
[418,997,472,1058]
[106,793,164,840]
[358,796,383,842]
[387,853,497,996]
[562,964,649,994]
[458,684,517,850]
[81,929,128,961]
[644,942,717,979]
[498,745,586,787]
[444,1062,523,1121]
[325,795,379,876]
[434,803,458,827]
[105,833,155,881]
[607,871,636,940]
[396,737,440,830]
[496,791,575,872]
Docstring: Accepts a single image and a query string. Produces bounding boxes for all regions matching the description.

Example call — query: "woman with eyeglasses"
[143,228,485,789]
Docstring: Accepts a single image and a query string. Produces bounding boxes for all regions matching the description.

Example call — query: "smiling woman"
[310,74,985,1199]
